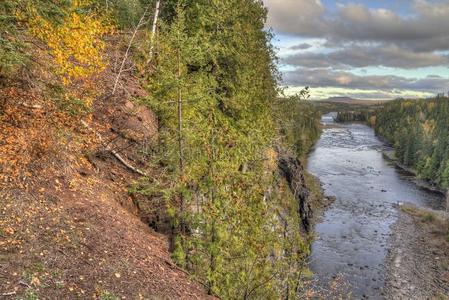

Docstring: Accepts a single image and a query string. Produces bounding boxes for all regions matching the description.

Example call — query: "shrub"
[422,213,436,223]
[111,0,146,29]
[0,1,28,79]
[28,5,109,85]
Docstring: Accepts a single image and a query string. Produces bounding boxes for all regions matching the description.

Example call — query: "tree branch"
[81,120,148,177]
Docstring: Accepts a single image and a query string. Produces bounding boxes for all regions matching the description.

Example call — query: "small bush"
[422,213,436,223]
[100,291,120,300]
[111,0,146,29]
[0,1,28,79]
[20,290,38,300]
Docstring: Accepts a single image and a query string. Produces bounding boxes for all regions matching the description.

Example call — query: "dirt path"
[384,205,449,299]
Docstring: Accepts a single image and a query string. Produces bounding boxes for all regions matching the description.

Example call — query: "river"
[307,113,445,299]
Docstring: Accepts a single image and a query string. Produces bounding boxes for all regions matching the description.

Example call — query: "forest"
[375,98,449,189]
[1,0,322,299]
[334,110,372,123]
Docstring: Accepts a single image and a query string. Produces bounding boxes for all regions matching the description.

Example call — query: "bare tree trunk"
[146,0,161,65]
[177,50,185,226]
[177,52,184,181]
[112,5,151,95]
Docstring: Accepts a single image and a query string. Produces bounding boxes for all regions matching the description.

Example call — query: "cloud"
[284,86,434,100]
[264,0,449,98]
[332,2,449,49]
[264,0,326,37]
[282,45,449,69]
[265,0,449,51]
[288,43,313,50]
[283,68,449,92]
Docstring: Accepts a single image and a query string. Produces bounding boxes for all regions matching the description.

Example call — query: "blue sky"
[264,0,449,99]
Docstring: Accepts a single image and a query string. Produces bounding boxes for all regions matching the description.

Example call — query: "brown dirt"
[384,204,449,299]
[0,37,211,299]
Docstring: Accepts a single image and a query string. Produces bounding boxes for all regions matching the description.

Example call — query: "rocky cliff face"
[278,154,313,232]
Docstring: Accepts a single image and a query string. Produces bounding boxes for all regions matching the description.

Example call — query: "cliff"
[278,154,313,232]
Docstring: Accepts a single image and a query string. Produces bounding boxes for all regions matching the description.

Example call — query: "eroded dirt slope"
[0,83,210,299]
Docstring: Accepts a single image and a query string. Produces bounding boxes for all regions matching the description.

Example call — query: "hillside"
[0,1,324,299]
[0,42,211,300]
[320,97,391,105]
[311,97,392,115]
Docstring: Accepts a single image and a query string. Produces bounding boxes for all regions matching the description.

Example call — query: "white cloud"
[282,45,449,69]
[265,0,449,51]
[283,68,449,93]
[264,0,449,98]
[264,0,326,37]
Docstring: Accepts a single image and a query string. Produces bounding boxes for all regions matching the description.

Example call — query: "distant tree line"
[335,111,371,123]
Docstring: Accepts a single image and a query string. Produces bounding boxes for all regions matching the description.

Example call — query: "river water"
[307,113,445,299]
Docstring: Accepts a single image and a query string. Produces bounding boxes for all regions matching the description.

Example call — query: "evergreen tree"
[375,97,449,188]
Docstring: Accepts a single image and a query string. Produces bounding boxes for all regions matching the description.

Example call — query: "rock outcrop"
[278,153,313,232]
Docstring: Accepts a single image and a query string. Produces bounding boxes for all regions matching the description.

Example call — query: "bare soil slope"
[0,82,210,299]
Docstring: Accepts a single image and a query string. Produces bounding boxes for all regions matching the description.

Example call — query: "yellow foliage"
[401,101,413,108]
[28,7,110,85]
[368,115,376,127]
[73,0,96,7]
[264,148,278,172]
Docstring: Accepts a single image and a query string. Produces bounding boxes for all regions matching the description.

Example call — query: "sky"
[263,0,449,100]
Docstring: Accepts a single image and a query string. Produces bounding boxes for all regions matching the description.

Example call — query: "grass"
[400,204,449,243]
[18,290,38,300]
[100,291,120,300]
[400,204,439,224]
[422,213,436,223]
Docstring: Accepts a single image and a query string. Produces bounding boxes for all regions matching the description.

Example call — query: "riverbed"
[307,113,445,299]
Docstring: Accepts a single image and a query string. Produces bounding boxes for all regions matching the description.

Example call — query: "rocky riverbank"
[384,204,449,299]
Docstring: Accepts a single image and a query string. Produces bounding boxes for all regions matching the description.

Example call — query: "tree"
[141,0,315,298]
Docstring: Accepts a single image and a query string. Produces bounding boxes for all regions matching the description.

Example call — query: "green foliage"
[0,1,28,79]
[19,290,38,300]
[46,83,91,115]
[100,0,153,29]
[1,0,322,297]
[335,110,373,123]
[375,98,449,188]
[422,213,436,223]
[100,291,120,300]
[140,1,320,298]
[274,91,322,157]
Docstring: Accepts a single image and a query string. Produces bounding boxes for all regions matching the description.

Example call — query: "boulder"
[112,100,158,143]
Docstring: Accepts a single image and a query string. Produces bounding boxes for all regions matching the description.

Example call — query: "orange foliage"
[422,120,435,137]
